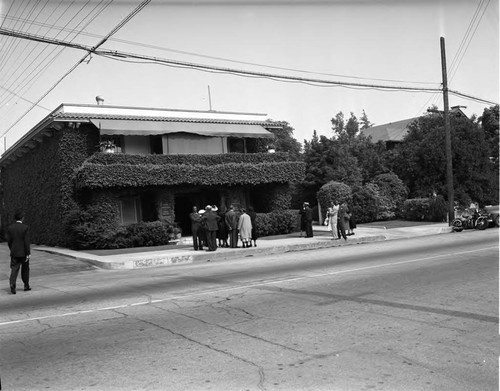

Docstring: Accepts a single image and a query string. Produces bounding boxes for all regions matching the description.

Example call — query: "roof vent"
[96,95,104,105]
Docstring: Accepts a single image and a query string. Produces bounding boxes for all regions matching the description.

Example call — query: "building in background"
[361,106,468,148]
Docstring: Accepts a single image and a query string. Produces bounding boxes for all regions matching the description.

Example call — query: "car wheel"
[495,215,500,227]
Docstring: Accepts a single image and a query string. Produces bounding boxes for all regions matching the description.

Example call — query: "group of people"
[299,200,356,240]
[325,201,356,241]
[189,204,258,251]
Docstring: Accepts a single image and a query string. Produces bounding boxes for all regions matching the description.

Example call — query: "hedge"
[255,210,299,236]
[70,220,180,250]
[86,151,297,165]
[68,210,297,249]
[75,161,306,189]
[401,196,448,222]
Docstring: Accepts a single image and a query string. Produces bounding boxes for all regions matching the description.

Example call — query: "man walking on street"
[6,211,31,294]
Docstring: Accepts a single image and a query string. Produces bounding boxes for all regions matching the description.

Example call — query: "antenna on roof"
[207,85,213,111]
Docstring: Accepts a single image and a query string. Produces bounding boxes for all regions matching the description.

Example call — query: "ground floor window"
[120,197,141,224]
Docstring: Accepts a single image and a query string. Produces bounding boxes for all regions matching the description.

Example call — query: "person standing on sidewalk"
[202,205,220,251]
[6,211,31,294]
[247,206,258,247]
[238,209,253,248]
[304,202,314,237]
[326,201,339,240]
[225,205,239,248]
[337,202,348,241]
[189,206,204,251]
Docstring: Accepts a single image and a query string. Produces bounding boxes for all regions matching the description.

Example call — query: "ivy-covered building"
[0,102,304,248]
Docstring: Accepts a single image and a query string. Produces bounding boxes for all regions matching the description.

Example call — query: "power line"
[0,0,112,110]
[449,0,490,83]
[0,13,438,86]
[0,0,152,140]
[0,28,443,93]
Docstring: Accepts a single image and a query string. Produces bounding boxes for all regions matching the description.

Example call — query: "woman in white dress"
[238,209,253,248]
[326,201,339,240]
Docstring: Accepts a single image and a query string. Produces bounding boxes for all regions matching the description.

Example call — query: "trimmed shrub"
[70,221,179,250]
[255,210,299,237]
[351,184,379,224]
[427,195,448,222]
[370,172,408,219]
[317,181,352,217]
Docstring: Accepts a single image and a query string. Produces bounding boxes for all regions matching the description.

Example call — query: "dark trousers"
[191,224,203,250]
[337,219,347,240]
[229,229,239,248]
[206,230,217,251]
[305,221,313,237]
[10,256,29,289]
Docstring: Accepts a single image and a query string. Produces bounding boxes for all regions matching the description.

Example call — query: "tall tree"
[360,109,373,129]
[387,112,498,206]
[479,105,499,166]
[331,112,345,136]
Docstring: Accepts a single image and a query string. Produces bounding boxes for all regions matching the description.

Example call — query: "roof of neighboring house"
[360,117,419,143]
[0,103,282,166]
[360,107,469,143]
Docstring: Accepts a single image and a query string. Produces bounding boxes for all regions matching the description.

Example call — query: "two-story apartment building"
[0,102,305,248]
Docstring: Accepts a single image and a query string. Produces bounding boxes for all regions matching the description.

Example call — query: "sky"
[0,0,498,153]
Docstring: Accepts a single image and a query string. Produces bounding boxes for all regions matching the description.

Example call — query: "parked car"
[484,205,499,227]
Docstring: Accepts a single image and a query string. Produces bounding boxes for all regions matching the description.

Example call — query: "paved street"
[0,229,498,390]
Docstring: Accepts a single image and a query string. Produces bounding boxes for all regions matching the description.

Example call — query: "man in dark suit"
[225,205,239,248]
[202,205,220,251]
[189,206,204,251]
[304,202,314,237]
[6,211,31,294]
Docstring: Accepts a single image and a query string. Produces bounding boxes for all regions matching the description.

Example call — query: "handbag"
[324,217,329,226]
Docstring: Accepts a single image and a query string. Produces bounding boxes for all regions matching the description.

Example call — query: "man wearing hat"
[202,205,220,251]
[189,206,204,251]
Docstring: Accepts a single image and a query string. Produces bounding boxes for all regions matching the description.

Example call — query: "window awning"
[91,119,275,138]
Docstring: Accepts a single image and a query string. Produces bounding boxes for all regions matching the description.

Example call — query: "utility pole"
[440,37,454,225]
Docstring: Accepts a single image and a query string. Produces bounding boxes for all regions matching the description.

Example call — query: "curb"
[35,234,387,270]
[33,224,454,270]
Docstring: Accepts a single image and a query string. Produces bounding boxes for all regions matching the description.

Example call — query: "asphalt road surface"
[1,229,498,391]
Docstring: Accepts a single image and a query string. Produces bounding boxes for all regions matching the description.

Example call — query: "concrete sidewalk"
[30,223,452,270]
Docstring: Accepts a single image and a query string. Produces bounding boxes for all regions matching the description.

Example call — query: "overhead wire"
[0,0,113,113]
[0,12,439,87]
[102,52,443,94]
[0,0,92,102]
[449,0,490,83]
[0,0,152,140]
[448,0,488,81]
[0,0,70,102]
[0,0,38,74]
[413,0,493,117]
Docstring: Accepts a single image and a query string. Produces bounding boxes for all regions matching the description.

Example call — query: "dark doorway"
[141,191,158,222]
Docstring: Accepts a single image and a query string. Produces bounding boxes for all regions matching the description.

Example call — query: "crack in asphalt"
[174,310,306,355]
[134,316,268,391]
